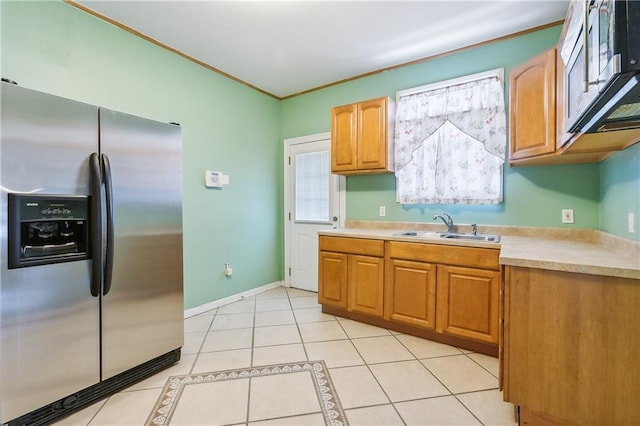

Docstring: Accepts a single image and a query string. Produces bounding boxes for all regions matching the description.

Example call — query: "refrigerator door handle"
[102,154,114,296]
[89,153,103,297]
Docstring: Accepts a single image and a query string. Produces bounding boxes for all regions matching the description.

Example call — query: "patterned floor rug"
[146,360,347,425]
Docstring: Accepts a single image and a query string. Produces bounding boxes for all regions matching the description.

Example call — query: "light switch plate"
[562,209,574,224]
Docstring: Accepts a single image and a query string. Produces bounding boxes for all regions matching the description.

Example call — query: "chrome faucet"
[433,212,454,234]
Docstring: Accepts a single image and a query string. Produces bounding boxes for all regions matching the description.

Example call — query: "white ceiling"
[75,0,569,99]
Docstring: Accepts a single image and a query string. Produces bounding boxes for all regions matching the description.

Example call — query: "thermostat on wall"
[205,171,223,188]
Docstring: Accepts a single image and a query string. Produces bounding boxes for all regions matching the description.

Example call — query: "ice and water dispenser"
[7,194,90,268]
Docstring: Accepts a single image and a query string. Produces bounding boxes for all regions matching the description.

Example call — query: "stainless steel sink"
[392,231,442,238]
[392,230,500,243]
[440,232,500,242]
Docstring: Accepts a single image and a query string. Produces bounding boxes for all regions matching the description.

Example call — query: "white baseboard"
[184,281,284,318]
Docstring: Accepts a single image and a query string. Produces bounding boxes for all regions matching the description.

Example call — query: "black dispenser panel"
[8,194,90,268]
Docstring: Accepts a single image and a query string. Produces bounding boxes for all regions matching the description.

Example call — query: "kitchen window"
[394,69,507,204]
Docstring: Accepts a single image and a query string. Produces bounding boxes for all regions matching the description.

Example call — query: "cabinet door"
[385,259,436,329]
[348,255,384,317]
[509,48,557,161]
[357,98,387,171]
[318,251,348,309]
[436,265,499,344]
[331,104,358,173]
[504,267,639,424]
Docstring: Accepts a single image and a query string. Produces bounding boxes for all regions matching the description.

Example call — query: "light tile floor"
[56,287,517,425]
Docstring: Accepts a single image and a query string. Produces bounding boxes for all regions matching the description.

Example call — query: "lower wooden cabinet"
[436,265,500,344]
[384,259,436,329]
[318,251,348,309]
[502,266,639,424]
[318,236,384,316]
[348,255,384,316]
[318,235,500,355]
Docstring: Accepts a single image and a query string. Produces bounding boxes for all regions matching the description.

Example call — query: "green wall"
[1,2,637,313]
[600,143,640,241]
[1,1,283,309]
[281,25,605,230]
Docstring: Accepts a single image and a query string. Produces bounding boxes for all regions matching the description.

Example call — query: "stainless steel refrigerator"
[0,81,184,425]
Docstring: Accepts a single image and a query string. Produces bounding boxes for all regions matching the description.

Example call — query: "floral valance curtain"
[394,73,507,205]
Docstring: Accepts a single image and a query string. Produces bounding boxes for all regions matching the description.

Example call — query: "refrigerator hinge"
[288,212,291,221]
[288,267,291,276]
[288,156,291,165]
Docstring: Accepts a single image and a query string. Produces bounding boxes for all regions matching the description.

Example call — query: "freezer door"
[99,108,183,379]
[0,83,100,422]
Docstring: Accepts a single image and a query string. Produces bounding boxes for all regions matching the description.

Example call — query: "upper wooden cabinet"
[509,49,557,161]
[331,97,395,175]
[509,48,640,166]
[331,104,358,173]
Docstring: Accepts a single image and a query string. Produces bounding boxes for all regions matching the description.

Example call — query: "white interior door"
[285,133,344,292]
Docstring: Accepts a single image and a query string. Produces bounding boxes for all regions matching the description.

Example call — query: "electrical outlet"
[629,213,636,233]
[562,209,574,224]
[379,206,386,217]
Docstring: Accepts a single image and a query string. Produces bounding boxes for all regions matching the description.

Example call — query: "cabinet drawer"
[319,236,384,257]
[386,241,499,270]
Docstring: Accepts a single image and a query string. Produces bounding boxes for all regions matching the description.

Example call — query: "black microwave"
[562,0,640,133]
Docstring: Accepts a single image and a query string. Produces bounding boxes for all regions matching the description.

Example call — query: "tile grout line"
[450,392,487,425]
[251,288,339,424]
[391,331,497,424]
[188,309,218,376]
[159,288,506,426]
[463,351,499,379]
[333,319,408,424]
[82,395,108,425]
[245,295,259,426]
[79,290,318,425]
[402,337,491,426]
[307,312,495,424]
[84,307,219,426]
[407,351,484,424]
[288,288,312,364]
[388,331,452,424]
